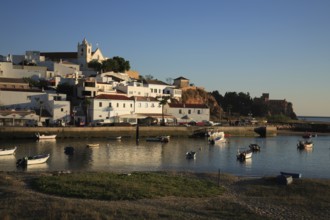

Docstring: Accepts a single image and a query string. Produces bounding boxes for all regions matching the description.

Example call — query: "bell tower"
[77,38,92,69]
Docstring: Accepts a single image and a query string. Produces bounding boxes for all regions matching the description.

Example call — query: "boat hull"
[0,146,17,156]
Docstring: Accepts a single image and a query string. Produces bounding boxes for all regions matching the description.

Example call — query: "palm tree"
[158,96,171,126]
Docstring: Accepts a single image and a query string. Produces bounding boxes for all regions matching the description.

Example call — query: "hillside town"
[0,39,294,127]
[0,39,212,127]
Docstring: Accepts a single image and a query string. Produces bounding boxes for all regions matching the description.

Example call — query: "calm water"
[297,116,330,123]
[1,135,330,179]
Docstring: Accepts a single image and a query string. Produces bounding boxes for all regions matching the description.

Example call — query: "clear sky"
[1,0,329,116]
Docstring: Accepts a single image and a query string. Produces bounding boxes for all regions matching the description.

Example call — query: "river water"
[1,135,330,179]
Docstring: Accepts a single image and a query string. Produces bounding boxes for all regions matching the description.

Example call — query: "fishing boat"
[35,133,57,140]
[87,143,100,148]
[297,140,313,149]
[236,149,252,161]
[280,171,302,179]
[208,131,227,144]
[0,146,17,156]
[16,153,50,167]
[146,136,170,143]
[186,151,196,159]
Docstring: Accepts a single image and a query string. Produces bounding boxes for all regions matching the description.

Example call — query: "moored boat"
[186,151,196,159]
[280,171,302,179]
[146,136,170,143]
[16,153,50,167]
[108,136,122,140]
[236,149,252,161]
[249,144,261,152]
[297,140,313,149]
[0,146,17,156]
[87,143,100,148]
[35,133,57,140]
[208,131,227,144]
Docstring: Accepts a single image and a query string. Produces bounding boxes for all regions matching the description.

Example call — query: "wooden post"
[136,124,139,145]
[218,169,220,187]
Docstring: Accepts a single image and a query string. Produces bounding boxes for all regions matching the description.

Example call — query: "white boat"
[297,140,313,149]
[208,131,226,144]
[0,146,17,156]
[35,133,57,140]
[236,149,252,161]
[87,143,100,148]
[16,153,50,167]
[108,136,122,140]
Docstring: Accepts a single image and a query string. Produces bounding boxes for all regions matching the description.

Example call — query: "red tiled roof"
[94,94,133,100]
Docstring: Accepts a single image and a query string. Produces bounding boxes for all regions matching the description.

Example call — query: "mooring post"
[136,124,139,145]
[218,169,220,187]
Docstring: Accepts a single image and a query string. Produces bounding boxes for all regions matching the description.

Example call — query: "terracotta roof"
[94,94,133,100]
[168,103,208,108]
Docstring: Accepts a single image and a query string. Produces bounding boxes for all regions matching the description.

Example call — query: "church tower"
[77,38,92,69]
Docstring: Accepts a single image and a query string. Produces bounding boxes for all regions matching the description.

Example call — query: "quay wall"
[0,126,277,139]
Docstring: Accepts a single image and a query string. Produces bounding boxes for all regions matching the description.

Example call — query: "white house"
[164,103,210,123]
[89,94,135,123]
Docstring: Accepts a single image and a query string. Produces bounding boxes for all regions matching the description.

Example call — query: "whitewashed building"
[164,103,210,123]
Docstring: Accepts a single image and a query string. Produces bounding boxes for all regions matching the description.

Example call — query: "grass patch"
[30,171,224,201]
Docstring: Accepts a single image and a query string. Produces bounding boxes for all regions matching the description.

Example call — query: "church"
[39,38,107,70]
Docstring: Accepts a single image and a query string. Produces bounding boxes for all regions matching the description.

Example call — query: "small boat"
[297,140,313,149]
[35,133,57,140]
[302,133,312,139]
[208,131,227,144]
[0,146,17,156]
[64,146,75,155]
[236,149,252,161]
[280,171,302,179]
[108,136,122,140]
[186,151,196,159]
[249,144,261,152]
[16,153,50,167]
[146,136,170,143]
[87,143,100,148]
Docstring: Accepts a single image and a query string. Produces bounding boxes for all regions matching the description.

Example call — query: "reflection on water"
[0,135,330,178]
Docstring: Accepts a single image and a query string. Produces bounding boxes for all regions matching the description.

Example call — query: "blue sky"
[1,0,329,116]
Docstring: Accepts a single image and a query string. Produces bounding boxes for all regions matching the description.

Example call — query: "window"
[61,108,64,112]
[123,103,126,108]
[151,103,155,107]
[99,102,102,107]
[179,109,182,114]
[117,103,119,107]
[130,104,133,108]
[188,110,191,114]
[109,102,112,107]
[197,110,201,114]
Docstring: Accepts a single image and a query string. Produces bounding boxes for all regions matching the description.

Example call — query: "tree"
[158,96,171,126]
[88,60,102,72]
[101,56,130,73]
